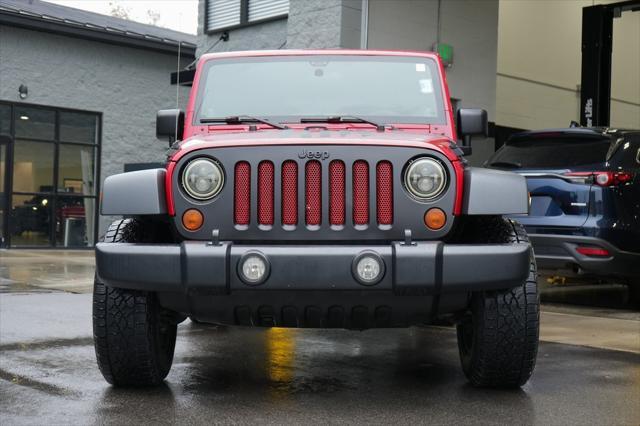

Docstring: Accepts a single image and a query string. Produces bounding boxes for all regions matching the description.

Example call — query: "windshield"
[195,55,446,125]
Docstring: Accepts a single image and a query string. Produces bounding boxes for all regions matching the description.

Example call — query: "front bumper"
[95,241,531,294]
[530,234,640,277]
[96,241,530,328]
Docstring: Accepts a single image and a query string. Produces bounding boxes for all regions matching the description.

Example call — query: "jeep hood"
[171,129,459,162]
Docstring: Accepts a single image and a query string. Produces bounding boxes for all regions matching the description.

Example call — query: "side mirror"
[457,108,488,155]
[156,109,184,143]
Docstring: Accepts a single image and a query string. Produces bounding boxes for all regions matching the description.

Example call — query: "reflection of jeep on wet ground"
[94,50,538,388]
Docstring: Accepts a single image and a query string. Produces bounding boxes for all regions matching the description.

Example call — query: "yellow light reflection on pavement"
[265,327,297,398]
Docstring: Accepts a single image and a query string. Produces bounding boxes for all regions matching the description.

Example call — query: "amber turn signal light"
[424,208,446,230]
[182,209,204,231]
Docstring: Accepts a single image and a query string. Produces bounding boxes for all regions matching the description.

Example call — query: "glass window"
[488,136,611,169]
[15,107,55,140]
[12,141,54,193]
[0,143,6,246]
[0,104,10,136]
[3,104,99,247]
[60,112,98,144]
[196,55,445,125]
[206,0,288,31]
[0,143,5,191]
[56,196,95,247]
[58,144,96,195]
[10,194,52,246]
[248,0,288,22]
[607,133,640,168]
[207,0,241,31]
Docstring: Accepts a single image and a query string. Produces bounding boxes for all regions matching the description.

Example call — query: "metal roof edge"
[0,7,196,57]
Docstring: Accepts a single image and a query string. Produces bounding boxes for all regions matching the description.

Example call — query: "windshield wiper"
[487,160,523,169]
[300,115,391,131]
[200,115,286,130]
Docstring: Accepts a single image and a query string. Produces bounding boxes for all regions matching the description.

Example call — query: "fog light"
[238,252,270,285]
[352,251,385,285]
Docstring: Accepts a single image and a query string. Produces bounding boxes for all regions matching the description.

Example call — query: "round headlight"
[404,157,447,200]
[182,158,224,200]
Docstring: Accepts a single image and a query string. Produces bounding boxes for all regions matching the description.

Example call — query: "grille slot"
[258,161,274,225]
[281,160,298,225]
[352,160,369,225]
[376,161,393,225]
[305,161,322,226]
[233,158,392,230]
[329,160,346,225]
[234,162,251,225]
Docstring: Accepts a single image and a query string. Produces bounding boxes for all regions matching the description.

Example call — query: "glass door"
[0,104,11,247]
[0,137,8,248]
[0,102,100,248]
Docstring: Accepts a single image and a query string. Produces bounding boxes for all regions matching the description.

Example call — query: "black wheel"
[627,280,640,307]
[93,219,177,386]
[456,217,539,388]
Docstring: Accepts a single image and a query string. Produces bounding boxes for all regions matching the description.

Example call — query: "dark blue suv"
[486,128,640,301]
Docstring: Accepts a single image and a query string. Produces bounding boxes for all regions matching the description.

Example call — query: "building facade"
[0,0,195,248]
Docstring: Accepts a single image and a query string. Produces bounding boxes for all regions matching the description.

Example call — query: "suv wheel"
[456,217,539,388]
[93,219,177,386]
[627,280,640,307]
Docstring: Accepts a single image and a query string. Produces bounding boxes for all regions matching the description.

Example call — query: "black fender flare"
[462,168,529,215]
[101,169,167,215]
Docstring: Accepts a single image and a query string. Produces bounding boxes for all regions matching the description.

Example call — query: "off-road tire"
[456,217,539,388]
[93,219,177,386]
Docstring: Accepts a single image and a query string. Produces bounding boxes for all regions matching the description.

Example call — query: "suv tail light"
[564,171,634,187]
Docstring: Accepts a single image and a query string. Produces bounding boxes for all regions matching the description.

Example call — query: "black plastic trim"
[96,240,531,327]
[529,233,640,277]
[462,167,529,215]
[430,242,445,320]
[95,240,531,294]
[101,169,167,215]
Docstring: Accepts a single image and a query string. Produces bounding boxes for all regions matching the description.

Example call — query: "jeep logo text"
[298,150,330,160]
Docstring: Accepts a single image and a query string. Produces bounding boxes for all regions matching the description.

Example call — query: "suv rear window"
[489,136,610,169]
[607,133,640,168]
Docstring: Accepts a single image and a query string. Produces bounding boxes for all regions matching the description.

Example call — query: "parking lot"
[1,250,638,425]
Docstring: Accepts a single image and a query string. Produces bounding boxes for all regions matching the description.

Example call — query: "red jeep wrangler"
[95,50,538,388]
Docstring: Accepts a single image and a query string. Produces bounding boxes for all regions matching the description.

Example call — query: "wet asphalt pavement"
[1,251,639,425]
